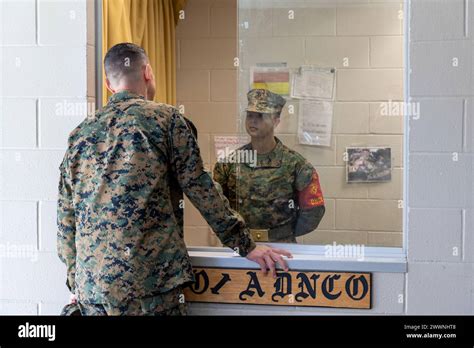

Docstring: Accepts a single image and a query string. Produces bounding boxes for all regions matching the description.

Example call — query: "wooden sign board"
[184,268,372,309]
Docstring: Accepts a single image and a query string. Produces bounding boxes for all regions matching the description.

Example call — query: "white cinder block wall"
[0,0,472,316]
[406,0,473,314]
[0,0,94,315]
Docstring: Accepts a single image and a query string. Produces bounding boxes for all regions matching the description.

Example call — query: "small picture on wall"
[250,64,290,96]
[346,147,392,183]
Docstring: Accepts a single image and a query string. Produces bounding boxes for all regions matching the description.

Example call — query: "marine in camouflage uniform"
[57,90,256,315]
[213,89,326,243]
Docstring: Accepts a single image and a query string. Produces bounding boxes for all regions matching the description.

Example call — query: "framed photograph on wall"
[346,147,392,183]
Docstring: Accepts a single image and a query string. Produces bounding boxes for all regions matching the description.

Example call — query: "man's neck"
[115,85,146,99]
[251,136,277,155]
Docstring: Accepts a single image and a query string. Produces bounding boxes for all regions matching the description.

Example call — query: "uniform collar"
[108,90,145,104]
[243,137,283,169]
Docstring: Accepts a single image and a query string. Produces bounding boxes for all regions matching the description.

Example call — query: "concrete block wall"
[177,0,238,248]
[406,0,473,314]
[0,0,94,315]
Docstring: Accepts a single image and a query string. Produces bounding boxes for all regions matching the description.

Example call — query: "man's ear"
[105,78,115,94]
[144,64,154,82]
[273,115,281,128]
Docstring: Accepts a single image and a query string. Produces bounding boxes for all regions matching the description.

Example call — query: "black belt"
[249,223,294,242]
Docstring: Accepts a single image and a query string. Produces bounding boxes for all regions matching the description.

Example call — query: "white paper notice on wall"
[297,101,333,147]
[291,66,335,101]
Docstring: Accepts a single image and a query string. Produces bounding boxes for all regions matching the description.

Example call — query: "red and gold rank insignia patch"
[298,170,325,209]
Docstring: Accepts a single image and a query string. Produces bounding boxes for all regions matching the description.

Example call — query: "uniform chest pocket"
[250,175,293,201]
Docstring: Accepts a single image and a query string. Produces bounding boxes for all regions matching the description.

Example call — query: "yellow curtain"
[102,0,187,106]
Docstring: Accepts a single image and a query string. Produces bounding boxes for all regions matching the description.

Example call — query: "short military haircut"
[104,43,148,86]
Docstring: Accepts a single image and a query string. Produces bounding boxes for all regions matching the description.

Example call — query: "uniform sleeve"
[169,112,256,257]
[57,153,77,293]
[294,162,326,237]
[213,162,229,198]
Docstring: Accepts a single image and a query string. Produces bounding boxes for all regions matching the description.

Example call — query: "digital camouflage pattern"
[213,138,326,242]
[60,303,81,316]
[169,117,198,230]
[246,89,286,115]
[57,91,256,307]
[77,287,187,316]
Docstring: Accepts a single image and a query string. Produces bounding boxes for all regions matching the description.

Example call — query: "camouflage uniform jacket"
[213,138,325,239]
[57,91,256,306]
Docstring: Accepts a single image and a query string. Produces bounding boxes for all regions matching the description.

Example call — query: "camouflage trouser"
[78,287,188,316]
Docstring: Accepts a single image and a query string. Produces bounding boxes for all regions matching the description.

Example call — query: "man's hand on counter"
[246,245,293,278]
